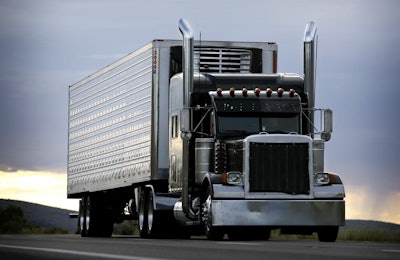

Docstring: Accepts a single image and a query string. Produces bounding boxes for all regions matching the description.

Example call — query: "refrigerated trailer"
[68,19,345,241]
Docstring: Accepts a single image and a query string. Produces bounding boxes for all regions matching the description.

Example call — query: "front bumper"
[211,199,345,227]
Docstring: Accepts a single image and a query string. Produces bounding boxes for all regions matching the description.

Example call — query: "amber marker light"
[229,87,235,96]
[242,88,248,96]
[278,88,284,97]
[221,171,228,184]
[217,88,223,96]
[329,173,336,184]
[289,88,296,97]
[254,88,261,96]
[266,88,273,97]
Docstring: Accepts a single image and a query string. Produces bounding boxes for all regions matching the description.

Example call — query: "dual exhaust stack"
[178,18,319,111]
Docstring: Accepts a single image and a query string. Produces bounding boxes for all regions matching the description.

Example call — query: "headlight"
[222,171,242,185]
[314,172,330,185]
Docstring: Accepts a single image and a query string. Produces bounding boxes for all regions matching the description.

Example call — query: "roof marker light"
[242,88,248,97]
[266,88,273,97]
[289,88,296,97]
[278,88,284,97]
[217,88,223,96]
[254,88,260,96]
[229,87,235,96]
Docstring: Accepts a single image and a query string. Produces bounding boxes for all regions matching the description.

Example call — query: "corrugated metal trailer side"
[67,41,167,196]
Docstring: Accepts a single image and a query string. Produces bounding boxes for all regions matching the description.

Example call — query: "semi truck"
[67,19,345,242]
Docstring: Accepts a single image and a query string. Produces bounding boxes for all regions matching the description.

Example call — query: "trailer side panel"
[68,43,154,196]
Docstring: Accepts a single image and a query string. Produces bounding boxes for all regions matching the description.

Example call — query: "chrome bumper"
[211,199,345,226]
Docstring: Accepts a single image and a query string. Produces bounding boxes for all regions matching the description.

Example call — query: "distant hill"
[0,199,78,233]
[343,219,400,232]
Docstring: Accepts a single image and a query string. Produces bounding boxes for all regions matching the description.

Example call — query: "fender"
[201,173,222,199]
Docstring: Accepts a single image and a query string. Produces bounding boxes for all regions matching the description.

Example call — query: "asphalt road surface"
[0,234,399,260]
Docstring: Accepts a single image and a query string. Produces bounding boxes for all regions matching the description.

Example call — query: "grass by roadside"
[337,228,400,242]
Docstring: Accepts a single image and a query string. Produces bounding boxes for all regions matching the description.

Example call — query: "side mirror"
[180,108,192,140]
[321,109,333,141]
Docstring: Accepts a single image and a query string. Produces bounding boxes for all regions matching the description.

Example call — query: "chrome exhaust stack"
[178,18,194,109]
[178,18,195,219]
[304,21,318,135]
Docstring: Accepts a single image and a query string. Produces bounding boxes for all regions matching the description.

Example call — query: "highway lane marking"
[382,249,400,253]
[217,241,264,246]
[0,244,167,260]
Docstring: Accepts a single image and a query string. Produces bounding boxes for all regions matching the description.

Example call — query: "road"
[0,234,399,260]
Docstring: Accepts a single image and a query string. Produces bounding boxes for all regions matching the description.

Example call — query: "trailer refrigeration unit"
[68,19,345,242]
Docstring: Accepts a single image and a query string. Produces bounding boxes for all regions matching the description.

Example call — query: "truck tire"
[254,227,271,240]
[138,188,164,238]
[138,189,149,238]
[317,226,339,242]
[227,227,271,241]
[146,189,160,238]
[201,186,224,240]
[79,198,88,237]
[85,195,113,237]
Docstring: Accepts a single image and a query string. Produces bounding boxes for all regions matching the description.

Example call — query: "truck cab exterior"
[67,19,345,242]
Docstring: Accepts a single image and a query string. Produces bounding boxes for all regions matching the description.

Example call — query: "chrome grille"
[249,143,310,194]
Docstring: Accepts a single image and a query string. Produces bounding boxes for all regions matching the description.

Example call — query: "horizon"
[1,196,400,226]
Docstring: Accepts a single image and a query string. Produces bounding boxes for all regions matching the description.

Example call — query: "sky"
[0,0,399,224]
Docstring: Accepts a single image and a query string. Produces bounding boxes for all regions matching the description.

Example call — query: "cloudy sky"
[0,0,399,223]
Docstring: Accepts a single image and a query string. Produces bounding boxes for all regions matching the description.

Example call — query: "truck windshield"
[217,113,299,136]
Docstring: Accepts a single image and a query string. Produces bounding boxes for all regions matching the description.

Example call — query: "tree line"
[0,205,68,234]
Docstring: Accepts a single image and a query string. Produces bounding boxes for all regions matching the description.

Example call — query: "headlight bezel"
[314,172,331,185]
[222,171,243,185]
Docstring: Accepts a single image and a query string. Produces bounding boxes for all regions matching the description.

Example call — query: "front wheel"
[317,226,339,242]
[227,227,270,241]
[201,186,224,240]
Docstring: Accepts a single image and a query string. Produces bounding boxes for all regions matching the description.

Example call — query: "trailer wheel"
[84,195,113,237]
[79,198,87,237]
[138,189,149,238]
[85,195,94,236]
[317,226,339,242]
[201,186,224,240]
[138,188,164,238]
[147,189,160,237]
